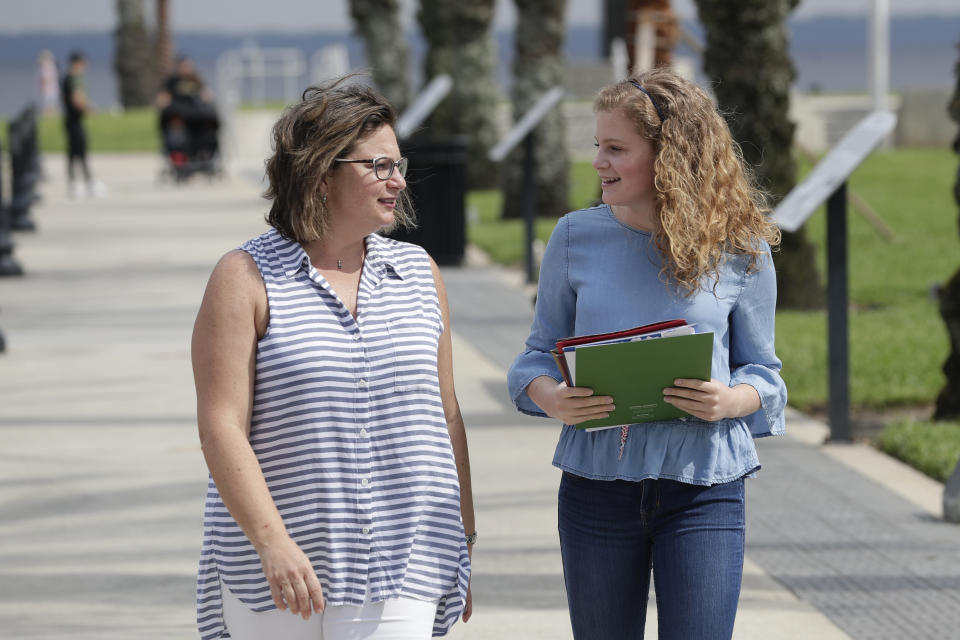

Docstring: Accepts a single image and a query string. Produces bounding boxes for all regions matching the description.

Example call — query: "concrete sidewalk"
[0,150,957,639]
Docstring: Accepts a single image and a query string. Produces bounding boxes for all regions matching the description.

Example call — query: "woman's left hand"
[662,379,760,422]
[462,543,472,622]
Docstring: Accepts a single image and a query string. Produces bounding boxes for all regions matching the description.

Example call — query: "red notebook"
[551,319,689,387]
[555,319,688,351]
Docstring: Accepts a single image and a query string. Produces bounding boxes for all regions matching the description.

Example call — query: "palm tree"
[348,0,410,113]
[934,42,960,420]
[417,0,499,188]
[155,0,173,84]
[114,0,154,107]
[626,0,678,71]
[695,0,824,309]
[501,0,569,219]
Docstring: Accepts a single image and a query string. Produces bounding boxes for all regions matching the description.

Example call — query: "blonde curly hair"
[594,67,780,296]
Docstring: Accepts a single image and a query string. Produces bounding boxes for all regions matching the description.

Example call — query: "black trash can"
[390,136,467,266]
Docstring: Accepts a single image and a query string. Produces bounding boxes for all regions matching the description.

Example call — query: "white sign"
[489,86,565,162]
[396,75,453,141]
[772,110,897,232]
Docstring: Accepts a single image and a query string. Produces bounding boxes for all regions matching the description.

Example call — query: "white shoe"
[89,181,108,198]
[69,181,86,199]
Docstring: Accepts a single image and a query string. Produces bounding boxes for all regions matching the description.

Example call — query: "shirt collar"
[271,229,310,279]
[364,233,409,281]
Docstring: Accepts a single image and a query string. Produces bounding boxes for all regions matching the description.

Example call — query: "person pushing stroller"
[156,55,220,179]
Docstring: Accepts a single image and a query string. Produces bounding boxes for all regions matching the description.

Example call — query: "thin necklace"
[335,246,365,271]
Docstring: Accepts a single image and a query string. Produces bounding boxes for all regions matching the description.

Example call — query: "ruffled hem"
[552,418,764,486]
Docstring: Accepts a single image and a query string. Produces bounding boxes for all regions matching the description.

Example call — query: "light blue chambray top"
[507,205,787,486]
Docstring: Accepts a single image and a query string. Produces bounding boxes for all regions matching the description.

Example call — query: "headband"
[629,80,665,122]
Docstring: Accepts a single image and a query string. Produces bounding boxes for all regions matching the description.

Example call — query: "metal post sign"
[396,74,453,141]
[772,109,897,442]
[489,86,565,162]
[772,110,897,232]
[489,86,566,284]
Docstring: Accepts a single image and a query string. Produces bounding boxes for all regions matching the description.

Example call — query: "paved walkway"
[0,143,957,639]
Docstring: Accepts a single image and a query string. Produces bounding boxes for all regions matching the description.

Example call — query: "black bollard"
[0,135,24,277]
[390,136,467,266]
[9,106,39,232]
[24,105,42,184]
[0,133,24,354]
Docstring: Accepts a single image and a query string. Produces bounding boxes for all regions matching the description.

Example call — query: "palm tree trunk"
[500,0,569,219]
[626,0,678,71]
[114,0,154,108]
[348,0,410,113]
[155,0,173,83]
[417,0,499,188]
[695,0,824,309]
[933,43,960,420]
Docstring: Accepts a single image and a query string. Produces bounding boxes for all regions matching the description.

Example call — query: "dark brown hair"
[264,75,415,242]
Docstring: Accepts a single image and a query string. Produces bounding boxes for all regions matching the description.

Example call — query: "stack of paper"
[551,319,714,430]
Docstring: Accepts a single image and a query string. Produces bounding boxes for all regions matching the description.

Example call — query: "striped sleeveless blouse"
[196,228,470,639]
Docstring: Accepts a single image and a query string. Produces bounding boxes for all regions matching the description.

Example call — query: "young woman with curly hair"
[507,67,787,640]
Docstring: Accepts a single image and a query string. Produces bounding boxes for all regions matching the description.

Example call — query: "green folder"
[573,332,714,429]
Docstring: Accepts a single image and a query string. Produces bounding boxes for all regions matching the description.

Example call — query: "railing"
[489,86,566,284]
[396,75,452,141]
[772,110,897,441]
[215,43,307,164]
[0,103,37,354]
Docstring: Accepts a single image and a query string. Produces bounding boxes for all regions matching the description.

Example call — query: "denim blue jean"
[558,472,746,640]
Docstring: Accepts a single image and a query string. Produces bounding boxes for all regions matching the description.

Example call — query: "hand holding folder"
[551,320,714,429]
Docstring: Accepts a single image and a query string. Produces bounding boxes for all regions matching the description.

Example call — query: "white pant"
[220,580,439,640]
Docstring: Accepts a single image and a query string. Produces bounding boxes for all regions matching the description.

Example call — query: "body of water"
[1,17,958,118]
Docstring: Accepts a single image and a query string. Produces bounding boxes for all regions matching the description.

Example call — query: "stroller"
[160,97,221,182]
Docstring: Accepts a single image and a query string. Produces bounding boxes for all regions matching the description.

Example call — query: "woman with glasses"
[507,67,786,639]
[191,76,475,640]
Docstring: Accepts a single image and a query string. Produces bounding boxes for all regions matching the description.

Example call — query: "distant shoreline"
[1,14,957,117]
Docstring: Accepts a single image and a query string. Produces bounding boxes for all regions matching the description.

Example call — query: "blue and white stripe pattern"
[196,228,470,638]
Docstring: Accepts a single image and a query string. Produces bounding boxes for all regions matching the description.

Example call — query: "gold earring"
[321,193,327,206]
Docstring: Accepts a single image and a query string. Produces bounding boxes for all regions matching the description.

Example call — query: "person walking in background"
[507,67,787,640]
[36,50,59,117]
[61,51,104,198]
[191,76,475,640]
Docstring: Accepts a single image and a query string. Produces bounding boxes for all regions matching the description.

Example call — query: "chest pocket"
[387,314,441,392]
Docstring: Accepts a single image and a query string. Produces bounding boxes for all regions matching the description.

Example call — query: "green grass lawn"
[877,419,960,482]
[776,148,956,411]
[468,148,958,413]
[0,103,288,154]
[467,161,599,264]
[1,108,161,153]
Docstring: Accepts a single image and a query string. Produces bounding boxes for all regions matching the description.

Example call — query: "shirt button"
[360,428,369,438]
[361,478,370,487]
[358,379,367,388]
[362,527,370,535]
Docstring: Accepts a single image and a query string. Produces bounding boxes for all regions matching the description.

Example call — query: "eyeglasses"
[334,156,408,181]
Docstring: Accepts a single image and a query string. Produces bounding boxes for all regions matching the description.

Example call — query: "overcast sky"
[1,0,958,34]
